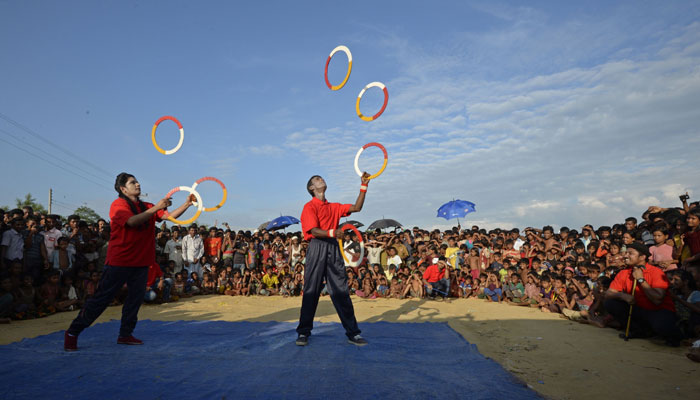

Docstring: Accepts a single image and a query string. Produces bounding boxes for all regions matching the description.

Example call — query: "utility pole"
[48,188,53,214]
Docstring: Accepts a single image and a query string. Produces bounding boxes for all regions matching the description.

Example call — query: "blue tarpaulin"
[0,320,540,399]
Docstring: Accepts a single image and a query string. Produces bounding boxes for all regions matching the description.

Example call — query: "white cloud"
[248,145,284,156]
[515,201,561,217]
[578,196,607,209]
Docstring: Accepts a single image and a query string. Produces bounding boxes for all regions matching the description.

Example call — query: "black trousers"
[604,298,682,342]
[297,238,360,338]
[67,265,148,337]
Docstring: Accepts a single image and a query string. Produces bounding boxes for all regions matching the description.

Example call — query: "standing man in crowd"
[164,229,184,273]
[296,173,370,347]
[182,225,204,277]
[604,242,682,346]
[43,215,63,264]
[64,172,193,351]
[1,218,24,270]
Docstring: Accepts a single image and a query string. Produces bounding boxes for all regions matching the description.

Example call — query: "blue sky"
[1,1,699,231]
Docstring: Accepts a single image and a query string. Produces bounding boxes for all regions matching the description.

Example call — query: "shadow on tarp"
[0,320,541,400]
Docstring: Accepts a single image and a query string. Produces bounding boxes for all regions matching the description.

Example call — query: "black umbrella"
[343,220,364,228]
[368,218,403,230]
[257,221,271,231]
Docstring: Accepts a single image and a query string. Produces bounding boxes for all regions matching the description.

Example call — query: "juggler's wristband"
[328,229,335,238]
[360,185,368,193]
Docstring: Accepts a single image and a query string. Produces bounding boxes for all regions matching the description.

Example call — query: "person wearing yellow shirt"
[262,270,279,295]
[445,237,460,269]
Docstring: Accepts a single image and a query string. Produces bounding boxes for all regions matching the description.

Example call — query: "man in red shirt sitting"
[422,256,450,299]
[605,242,682,346]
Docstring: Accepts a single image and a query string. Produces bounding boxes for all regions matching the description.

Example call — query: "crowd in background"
[2,194,699,359]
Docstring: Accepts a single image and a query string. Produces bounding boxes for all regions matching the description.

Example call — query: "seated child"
[83,271,100,300]
[376,276,389,297]
[12,275,38,319]
[217,270,228,294]
[483,272,502,302]
[201,272,216,295]
[401,271,424,299]
[279,275,293,297]
[463,276,475,298]
[503,273,525,303]
[356,276,376,299]
[347,271,360,295]
[173,272,191,298]
[389,277,403,299]
[223,278,235,296]
[562,276,594,322]
[59,275,81,311]
[186,272,201,295]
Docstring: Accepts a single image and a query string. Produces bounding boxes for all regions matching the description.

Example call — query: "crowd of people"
[1,194,699,360]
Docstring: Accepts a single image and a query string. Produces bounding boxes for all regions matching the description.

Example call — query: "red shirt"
[684,229,700,256]
[261,248,272,262]
[205,237,222,257]
[300,197,351,241]
[609,263,675,312]
[147,263,163,287]
[423,264,446,283]
[105,198,164,267]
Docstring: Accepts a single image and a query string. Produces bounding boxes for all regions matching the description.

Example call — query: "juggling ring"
[324,45,352,91]
[354,142,388,180]
[191,176,227,212]
[356,82,389,121]
[163,185,203,225]
[337,224,365,267]
[151,116,184,155]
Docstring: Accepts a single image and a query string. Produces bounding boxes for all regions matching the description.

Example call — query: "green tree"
[15,193,47,214]
[74,206,102,224]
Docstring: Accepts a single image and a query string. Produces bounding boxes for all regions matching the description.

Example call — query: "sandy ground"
[1,296,698,400]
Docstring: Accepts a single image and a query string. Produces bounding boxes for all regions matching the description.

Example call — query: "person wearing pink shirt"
[649,226,677,271]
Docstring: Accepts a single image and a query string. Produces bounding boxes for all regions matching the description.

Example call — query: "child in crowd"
[389,277,403,299]
[401,271,424,299]
[173,272,191,298]
[484,272,502,302]
[347,270,359,295]
[187,272,201,295]
[51,237,72,274]
[356,276,376,299]
[376,276,389,297]
[13,275,37,319]
[59,275,81,311]
[503,273,525,304]
[280,275,293,297]
[650,226,678,271]
[201,272,216,295]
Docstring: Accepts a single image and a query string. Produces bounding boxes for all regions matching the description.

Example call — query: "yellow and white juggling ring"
[356,82,388,121]
[354,142,388,180]
[151,116,184,155]
[163,185,203,225]
[191,176,227,212]
[337,224,365,267]
[324,45,352,91]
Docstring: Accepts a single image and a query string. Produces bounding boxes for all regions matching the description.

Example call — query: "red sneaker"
[117,335,143,345]
[64,331,78,352]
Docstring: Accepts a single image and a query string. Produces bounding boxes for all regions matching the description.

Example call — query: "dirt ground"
[1,296,697,400]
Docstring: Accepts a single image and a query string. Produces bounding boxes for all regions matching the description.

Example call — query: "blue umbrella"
[436,200,476,224]
[266,216,300,231]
